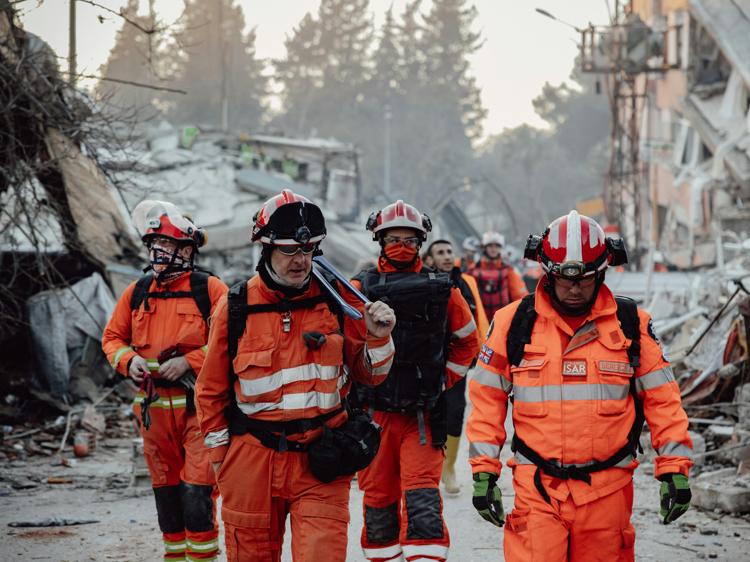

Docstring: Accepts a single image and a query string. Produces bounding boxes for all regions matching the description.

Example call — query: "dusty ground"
[3,435,750,562]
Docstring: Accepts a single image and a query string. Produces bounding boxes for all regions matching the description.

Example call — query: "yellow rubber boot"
[442,435,461,495]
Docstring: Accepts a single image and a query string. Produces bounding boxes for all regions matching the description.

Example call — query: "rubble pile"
[620,259,750,516]
[0,381,139,467]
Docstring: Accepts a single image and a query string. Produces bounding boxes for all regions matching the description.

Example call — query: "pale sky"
[18,0,612,138]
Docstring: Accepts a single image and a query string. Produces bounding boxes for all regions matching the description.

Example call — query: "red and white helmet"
[132,200,206,247]
[482,231,505,247]
[251,189,326,245]
[366,200,432,241]
[525,210,626,278]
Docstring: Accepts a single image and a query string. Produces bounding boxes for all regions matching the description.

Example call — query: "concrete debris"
[691,469,750,514]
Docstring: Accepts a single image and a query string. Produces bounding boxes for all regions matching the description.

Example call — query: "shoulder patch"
[478,344,494,365]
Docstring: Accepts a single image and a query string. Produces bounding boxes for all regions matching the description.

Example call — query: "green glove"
[472,472,504,527]
[659,473,691,524]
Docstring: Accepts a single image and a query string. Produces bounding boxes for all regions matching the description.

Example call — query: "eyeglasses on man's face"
[383,236,421,249]
[552,274,597,290]
[275,243,317,256]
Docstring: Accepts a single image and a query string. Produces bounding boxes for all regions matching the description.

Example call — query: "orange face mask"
[384,243,418,264]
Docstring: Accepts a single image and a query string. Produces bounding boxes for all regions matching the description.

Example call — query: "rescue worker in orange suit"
[102,200,227,562]
[352,201,479,562]
[466,210,693,562]
[195,190,396,562]
[468,231,528,320]
[426,239,488,494]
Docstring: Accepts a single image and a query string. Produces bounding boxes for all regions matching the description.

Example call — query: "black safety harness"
[131,270,213,322]
[506,293,645,504]
[224,273,346,453]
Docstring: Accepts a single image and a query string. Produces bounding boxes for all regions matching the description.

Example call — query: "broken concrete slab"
[692,469,750,514]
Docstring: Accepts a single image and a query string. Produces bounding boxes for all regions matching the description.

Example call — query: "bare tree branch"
[66,72,187,94]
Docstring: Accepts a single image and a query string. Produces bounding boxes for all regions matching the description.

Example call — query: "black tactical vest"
[353,267,452,412]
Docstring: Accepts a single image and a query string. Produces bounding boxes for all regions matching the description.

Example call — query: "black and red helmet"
[251,189,326,246]
[366,200,432,241]
[525,210,627,278]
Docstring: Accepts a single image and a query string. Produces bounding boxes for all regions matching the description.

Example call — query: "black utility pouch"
[308,410,382,483]
[308,426,342,483]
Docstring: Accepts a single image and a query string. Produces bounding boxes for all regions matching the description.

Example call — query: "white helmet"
[482,231,505,247]
[462,236,480,252]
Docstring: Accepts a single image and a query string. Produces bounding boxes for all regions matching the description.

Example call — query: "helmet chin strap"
[148,243,194,284]
[544,271,606,317]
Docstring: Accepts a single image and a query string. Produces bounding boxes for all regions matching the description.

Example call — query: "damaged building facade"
[587,0,750,269]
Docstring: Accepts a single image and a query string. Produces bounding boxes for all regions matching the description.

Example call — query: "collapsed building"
[575,0,750,514]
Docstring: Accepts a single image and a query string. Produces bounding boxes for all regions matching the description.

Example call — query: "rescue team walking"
[103,193,691,561]
[467,210,693,562]
[102,201,227,562]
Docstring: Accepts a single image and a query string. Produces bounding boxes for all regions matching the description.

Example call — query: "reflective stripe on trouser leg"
[398,414,449,561]
[155,485,187,560]
[402,488,448,561]
[163,531,187,561]
[362,502,401,561]
[182,481,219,560]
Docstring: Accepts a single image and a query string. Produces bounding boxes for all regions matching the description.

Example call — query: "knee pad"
[153,485,185,533]
[364,502,399,544]
[180,482,215,532]
[405,488,444,540]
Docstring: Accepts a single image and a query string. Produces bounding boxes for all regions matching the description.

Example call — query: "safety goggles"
[382,236,421,249]
[552,273,597,290]
[275,243,318,256]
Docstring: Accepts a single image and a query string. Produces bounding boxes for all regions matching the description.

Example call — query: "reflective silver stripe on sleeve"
[471,366,513,394]
[453,317,477,339]
[657,441,693,458]
[367,339,395,365]
[446,360,470,377]
[469,441,501,459]
[514,451,636,469]
[635,366,675,392]
[513,383,629,403]
[112,346,134,368]
[204,428,230,449]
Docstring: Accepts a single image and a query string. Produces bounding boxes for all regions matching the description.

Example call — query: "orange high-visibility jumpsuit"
[102,272,227,561]
[467,257,528,321]
[354,258,479,562]
[195,275,394,562]
[466,279,693,562]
